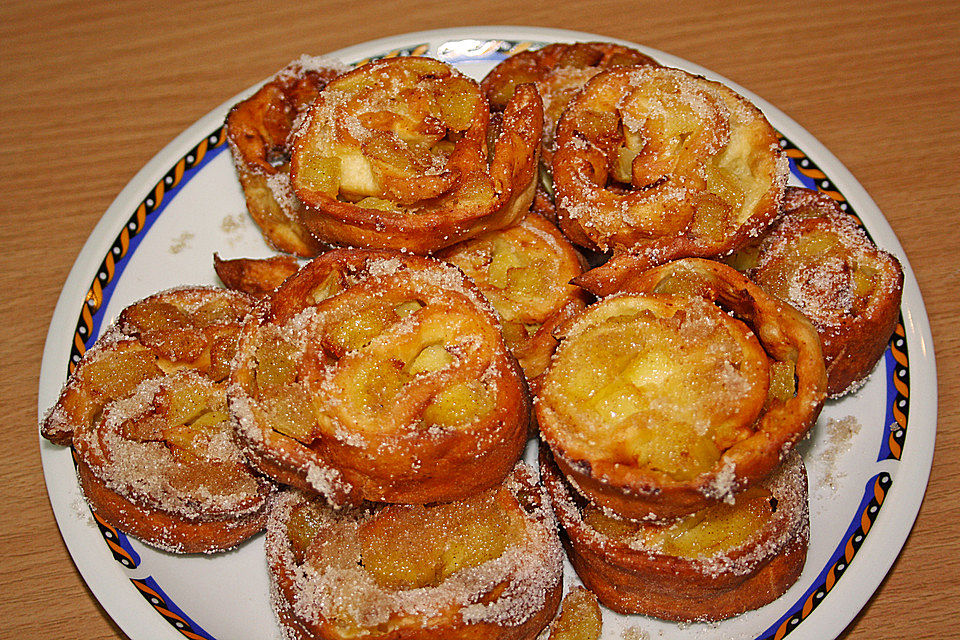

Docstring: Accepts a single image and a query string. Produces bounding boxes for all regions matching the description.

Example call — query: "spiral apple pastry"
[437,212,589,390]
[737,187,904,397]
[40,287,275,553]
[266,463,563,640]
[536,258,826,521]
[540,446,809,622]
[481,42,660,221]
[230,248,530,505]
[226,56,346,256]
[288,56,543,254]
[551,65,787,266]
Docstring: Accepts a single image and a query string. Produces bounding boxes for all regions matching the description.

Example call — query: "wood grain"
[2,1,957,639]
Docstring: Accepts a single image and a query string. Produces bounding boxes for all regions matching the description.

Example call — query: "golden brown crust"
[747,187,904,397]
[482,42,659,158]
[75,452,269,554]
[437,212,590,389]
[230,248,530,505]
[266,464,564,640]
[226,57,345,256]
[540,447,809,622]
[552,65,786,263]
[289,57,543,254]
[214,252,302,298]
[40,287,275,553]
[536,258,826,521]
[482,43,660,226]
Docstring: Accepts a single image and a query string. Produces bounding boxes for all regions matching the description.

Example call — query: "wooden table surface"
[2,1,957,638]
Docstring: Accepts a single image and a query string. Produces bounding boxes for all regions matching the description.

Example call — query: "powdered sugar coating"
[266,463,563,637]
[552,64,787,263]
[230,249,529,505]
[748,194,904,397]
[73,372,262,519]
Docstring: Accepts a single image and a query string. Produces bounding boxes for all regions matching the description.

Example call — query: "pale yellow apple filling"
[294,57,482,206]
[285,488,526,590]
[583,484,773,558]
[253,300,496,444]
[546,296,770,481]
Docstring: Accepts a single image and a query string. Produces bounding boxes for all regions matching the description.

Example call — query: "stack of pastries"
[41,40,904,637]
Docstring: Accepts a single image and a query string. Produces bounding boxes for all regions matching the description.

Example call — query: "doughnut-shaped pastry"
[481,42,660,221]
[745,188,904,397]
[214,252,301,299]
[230,249,530,505]
[226,56,346,256]
[437,212,590,390]
[266,463,563,640]
[540,447,809,622]
[552,65,787,264]
[289,56,543,254]
[536,258,826,521]
[40,287,275,553]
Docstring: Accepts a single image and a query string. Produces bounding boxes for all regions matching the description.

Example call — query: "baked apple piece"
[226,56,346,256]
[481,42,660,221]
[732,187,904,397]
[437,212,589,390]
[230,249,530,505]
[266,464,563,640]
[40,287,274,553]
[289,56,543,254]
[536,258,826,521]
[552,65,787,267]
[547,587,603,640]
[541,446,809,622]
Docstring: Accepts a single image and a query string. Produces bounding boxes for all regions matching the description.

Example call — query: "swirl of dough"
[743,187,904,397]
[482,42,660,223]
[289,56,543,254]
[230,249,530,505]
[226,56,346,256]
[483,42,659,159]
[536,258,826,521]
[266,463,563,640]
[40,287,274,553]
[437,212,589,390]
[552,65,787,263]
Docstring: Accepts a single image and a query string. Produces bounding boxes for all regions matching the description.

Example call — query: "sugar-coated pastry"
[40,287,275,553]
[536,258,826,521]
[541,447,809,622]
[266,463,564,640]
[289,56,543,254]
[743,187,904,397]
[230,249,530,505]
[226,56,347,256]
[481,42,660,221]
[437,212,590,390]
[482,42,659,154]
[214,252,301,299]
[552,65,787,267]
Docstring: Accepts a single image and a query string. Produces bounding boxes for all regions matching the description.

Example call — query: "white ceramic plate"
[38,26,937,640]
